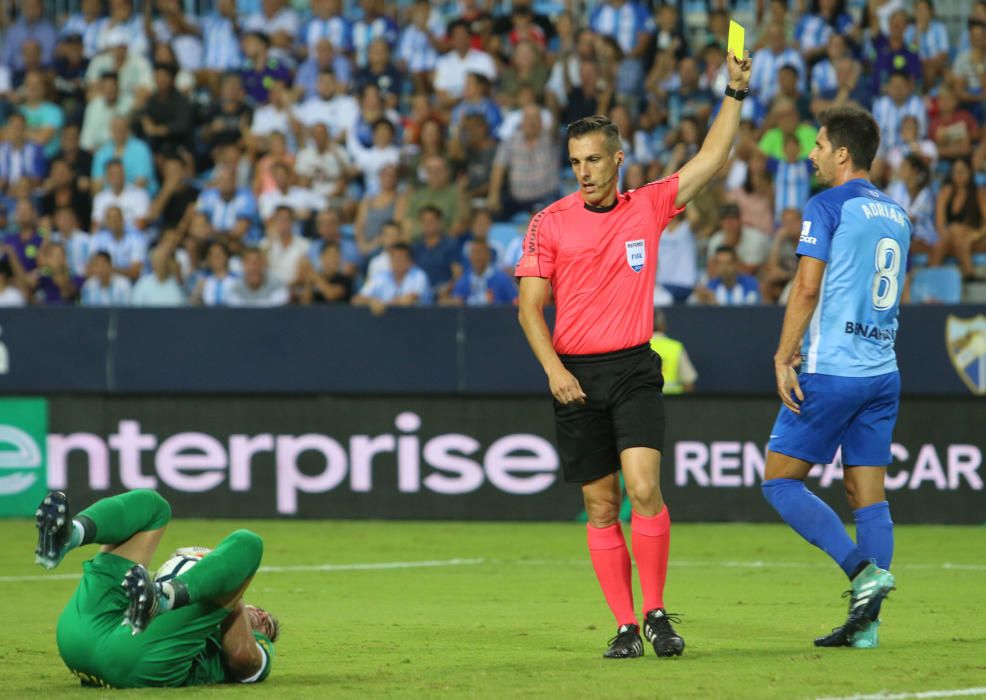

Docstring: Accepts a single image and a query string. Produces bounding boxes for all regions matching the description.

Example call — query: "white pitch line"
[815,687,986,700]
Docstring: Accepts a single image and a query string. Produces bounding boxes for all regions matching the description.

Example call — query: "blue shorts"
[768,371,900,467]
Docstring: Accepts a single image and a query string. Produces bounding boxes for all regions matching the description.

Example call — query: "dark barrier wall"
[2,395,979,523]
[1,306,985,396]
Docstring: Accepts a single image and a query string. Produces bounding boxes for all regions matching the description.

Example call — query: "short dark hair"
[390,242,413,257]
[92,251,113,265]
[779,64,799,78]
[418,204,442,220]
[106,158,123,169]
[372,117,395,133]
[817,106,880,171]
[714,245,737,258]
[566,115,621,153]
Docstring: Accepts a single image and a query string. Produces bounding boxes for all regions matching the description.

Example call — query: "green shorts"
[56,553,231,688]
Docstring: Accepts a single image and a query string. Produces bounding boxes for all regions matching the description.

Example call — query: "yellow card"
[728,20,745,59]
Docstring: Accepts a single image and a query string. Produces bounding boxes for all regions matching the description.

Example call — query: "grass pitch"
[1,520,984,699]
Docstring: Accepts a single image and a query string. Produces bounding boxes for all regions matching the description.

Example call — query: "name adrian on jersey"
[860,202,907,226]
[799,221,816,245]
[626,239,645,272]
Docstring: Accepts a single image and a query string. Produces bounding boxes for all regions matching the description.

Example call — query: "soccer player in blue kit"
[761,107,911,649]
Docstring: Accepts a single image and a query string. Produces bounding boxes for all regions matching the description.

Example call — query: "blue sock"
[854,501,893,570]
[762,478,866,578]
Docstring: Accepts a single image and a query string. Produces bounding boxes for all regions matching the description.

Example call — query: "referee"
[516,50,752,659]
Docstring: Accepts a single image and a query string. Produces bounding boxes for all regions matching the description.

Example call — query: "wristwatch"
[725,85,749,101]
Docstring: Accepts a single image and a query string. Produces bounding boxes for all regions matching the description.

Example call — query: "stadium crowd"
[0,0,982,309]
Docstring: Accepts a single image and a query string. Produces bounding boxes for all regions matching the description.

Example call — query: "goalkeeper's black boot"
[35,491,73,570]
[644,608,685,657]
[603,623,644,658]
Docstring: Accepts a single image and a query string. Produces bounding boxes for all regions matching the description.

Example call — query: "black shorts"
[554,343,666,484]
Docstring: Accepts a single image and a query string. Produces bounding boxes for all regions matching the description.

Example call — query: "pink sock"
[586,523,636,627]
[631,507,671,614]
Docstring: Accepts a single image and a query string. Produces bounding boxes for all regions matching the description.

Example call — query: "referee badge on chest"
[626,239,645,272]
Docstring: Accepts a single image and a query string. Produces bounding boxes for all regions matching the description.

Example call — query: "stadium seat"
[910,266,963,304]
[489,222,521,251]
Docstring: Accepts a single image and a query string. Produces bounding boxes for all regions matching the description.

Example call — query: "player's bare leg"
[582,473,642,658]
[763,453,895,647]
[621,448,683,657]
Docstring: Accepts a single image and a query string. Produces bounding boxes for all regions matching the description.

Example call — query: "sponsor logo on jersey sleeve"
[799,221,816,245]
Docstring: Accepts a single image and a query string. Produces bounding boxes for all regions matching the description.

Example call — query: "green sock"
[169,529,264,608]
[73,489,172,548]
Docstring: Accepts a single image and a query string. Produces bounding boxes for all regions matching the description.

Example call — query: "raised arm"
[674,50,752,209]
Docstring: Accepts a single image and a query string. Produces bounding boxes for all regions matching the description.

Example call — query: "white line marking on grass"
[0,558,485,583]
[815,687,986,700]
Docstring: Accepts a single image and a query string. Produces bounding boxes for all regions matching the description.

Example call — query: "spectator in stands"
[80,72,131,154]
[768,134,813,223]
[773,65,812,123]
[347,117,401,199]
[97,0,145,55]
[870,9,921,94]
[668,57,714,130]
[20,70,65,160]
[81,250,132,306]
[39,158,91,227]
[872,71,927,171]
[199,0,243,82]
[295,38,351,101]
[759,97,816,160]
[136,61,193,159]
[649,309,698,393]
[353,242,431,312]
[694,245,762,306]
[351,0,399,70]
[196,166,259,250]
[191,241,238,306]
[239,30,292,106]
[811,52,871,114]
[447,239,516,306]
[147,156,199,234]
[707,203,771,276]
[412,205,461,299]
[931,85,979,164]
[295,122,353,203]
[403,117,446,187]
[588,0,651,99]
[298,242,353,305]
[84,27,153,106]
[887,153,937,257]
[2,0,56,72]
[257,160,322,225]
[3,199,44,273]
[144,0,204,79]
[61,0,105,60]
[562,60,613,125]
[227,247,289,306]
[293,69,359,141]
[300,0,351,62]
[906,0,949,88]
[655,213,698,304]
[92,116,155,192]
[53,123,92,191]
[883,115,937,179]
[949,20,986,121]
[242,0,300,67]
[794,0,855,65]
[762,207,802,304]
[498,39,549,109]
[132,241,186,306]
[53,34,89,121]
[51,206,91,278]
[91,160,150,231]
[931,159,986,281]
[450,73,502,137]
[0,258,26,307]
[398,155,465,239]
[201,72,252,154]
[259,205,310,288]
[488,106,559,221]
[29,238,83,305]
[749,22,805,106]
[309,208,358,275]
[252,131,294,197]
[364,219,402,279]
[433,19,497,106]
[396,0,439,94]
[89,205,147,281]
[449,114,497,205]
[347,83,401,152]
[546,27,595,115]
[12,37,47,92]
[354,38,405,110]
[354,163,398,258]
[0,112,46,191]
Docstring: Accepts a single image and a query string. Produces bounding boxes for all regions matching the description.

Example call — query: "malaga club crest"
[946,314,986,396]
[626,240,645,272]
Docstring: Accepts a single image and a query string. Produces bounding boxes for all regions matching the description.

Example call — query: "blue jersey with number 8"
[795,178,911,377]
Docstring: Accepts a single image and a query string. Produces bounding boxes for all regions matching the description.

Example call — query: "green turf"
[1,519,984,699]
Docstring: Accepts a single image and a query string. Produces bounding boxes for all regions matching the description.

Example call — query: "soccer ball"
[155,547,211,583]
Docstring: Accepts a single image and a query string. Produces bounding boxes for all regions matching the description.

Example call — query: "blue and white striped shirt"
[300,16,352,53]
[351,16,399,69]
[81,274,132,306]
[904,21,949,60]
[397,25,438,74]
[89,229,148,269]
[0,141,46,182]
[53,230,92,277]
[872,95,927,152]
[196,188,259,240]
[358,266,433,304]
[589,1,652,55]
[201,15,242,71]
[885,180,937,245]
[749,48,805,103]
[794,13,854,55]
[810,59,838,96]
[771,158,813,223]
[201,273,239,306]
[60,14,106,58]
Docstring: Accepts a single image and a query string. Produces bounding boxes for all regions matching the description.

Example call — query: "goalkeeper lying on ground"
[34,489,279,688]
